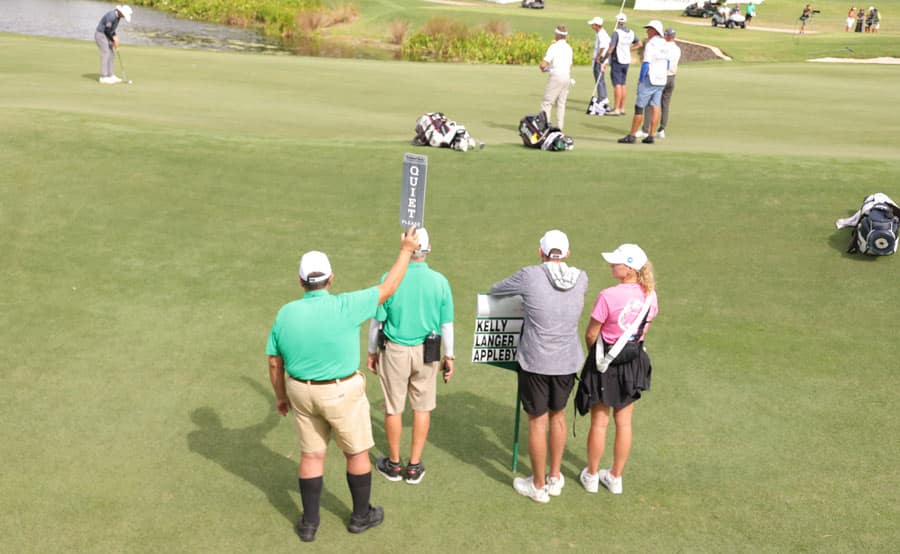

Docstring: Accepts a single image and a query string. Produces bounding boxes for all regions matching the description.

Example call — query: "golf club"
[117,50,133,84]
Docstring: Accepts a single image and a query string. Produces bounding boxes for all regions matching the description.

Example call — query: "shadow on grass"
[81,73,100,81]
[828,228,881,261]
[187,377,349,525]
[371,388,519,486]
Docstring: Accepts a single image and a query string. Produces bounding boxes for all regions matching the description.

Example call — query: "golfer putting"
[95,5,132,84]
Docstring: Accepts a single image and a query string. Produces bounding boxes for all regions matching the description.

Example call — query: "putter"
[116,50,133,84]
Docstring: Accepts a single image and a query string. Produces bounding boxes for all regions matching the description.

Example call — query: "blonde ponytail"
[637,261,655,294]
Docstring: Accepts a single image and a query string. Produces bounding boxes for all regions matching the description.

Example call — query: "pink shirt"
[590,283,659,345]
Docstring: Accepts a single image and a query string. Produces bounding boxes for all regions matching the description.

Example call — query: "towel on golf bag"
[413,112,479,152]
[836,193,900,255]
[586,95,609,116]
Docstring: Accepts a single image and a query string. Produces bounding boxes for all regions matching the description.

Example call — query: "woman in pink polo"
[578,243,658,495]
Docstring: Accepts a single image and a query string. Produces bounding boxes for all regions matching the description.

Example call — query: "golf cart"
[682,2,717,18]
[711,6,746,28]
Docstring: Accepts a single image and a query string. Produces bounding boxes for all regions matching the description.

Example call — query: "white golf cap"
[587,17,604,26]
[616,13,627,23]
[117,5,133,22]
[539,230,570,259]
[644,20,664,36]
[602,243,648,271]
[416,227,431,254]
[299,251,332,283]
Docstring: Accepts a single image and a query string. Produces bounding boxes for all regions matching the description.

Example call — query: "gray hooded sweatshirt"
[489,262,588,375]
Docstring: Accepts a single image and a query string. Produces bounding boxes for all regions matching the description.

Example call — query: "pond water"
[0,0,285,53]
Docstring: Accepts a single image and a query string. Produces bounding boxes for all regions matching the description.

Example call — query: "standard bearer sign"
[472,294,524,368]
[400,153,428,229]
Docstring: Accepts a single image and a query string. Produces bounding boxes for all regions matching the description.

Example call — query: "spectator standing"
[490,230,588,504]
[846,6,857,31]
[618,20,670,145]
[539,25,574,131]
[600,13,641,117]
[587,17,611,109]
[578,244,659,496]
[872,8,880,33]
[745,2,757,25]
[799,4,813,34]
[266,228,420,542]
[94,5,132,84]
[367,228,455,486]
[855,7,865,32]
[637,27,681,140]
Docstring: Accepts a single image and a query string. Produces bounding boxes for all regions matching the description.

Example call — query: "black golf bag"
[518,112,574,151]
[849,202,899,255]
[519,112,549,148]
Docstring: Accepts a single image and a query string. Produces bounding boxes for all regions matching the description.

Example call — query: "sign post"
[400,153,427,229]
[472,294,524,471]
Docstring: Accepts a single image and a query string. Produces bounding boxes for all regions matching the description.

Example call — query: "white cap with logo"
[601,243,648,271]
[540,230,570,259]
[299,251,333,283]
[117,5,133,22]
[587,17,604,26]
[615,13,628,23]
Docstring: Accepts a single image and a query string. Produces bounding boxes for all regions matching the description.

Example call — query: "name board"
[400,153,428,229]
[472,294,524,368]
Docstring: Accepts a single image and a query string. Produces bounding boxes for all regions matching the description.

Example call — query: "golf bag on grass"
[519,112,574,151]
[413,112,480,152]
[835,193,900,256]
[586,72,610,116]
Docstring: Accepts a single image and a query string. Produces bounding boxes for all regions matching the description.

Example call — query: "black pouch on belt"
[423,333,441,363]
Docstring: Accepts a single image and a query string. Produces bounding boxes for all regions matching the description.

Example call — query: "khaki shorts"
[286,371,374,454]
[378,341,439,414]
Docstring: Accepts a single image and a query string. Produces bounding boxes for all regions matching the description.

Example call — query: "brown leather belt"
[290,371,359,386]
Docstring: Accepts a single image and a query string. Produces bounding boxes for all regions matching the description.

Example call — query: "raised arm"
[377,226,420,305]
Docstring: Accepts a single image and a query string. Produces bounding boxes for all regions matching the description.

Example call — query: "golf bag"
[413,112,479,152]
[519,112,549,148]
[586,73,609,116]
[541,130,575,151]
[521,0,545,9]
[836,193,900,256]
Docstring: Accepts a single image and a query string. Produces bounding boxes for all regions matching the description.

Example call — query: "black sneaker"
[294,516,318,543]
[617,134,636,144]
[375,456,403,482]
[404,461,426,485]
[347,505,384,534]
[642,135,655,144]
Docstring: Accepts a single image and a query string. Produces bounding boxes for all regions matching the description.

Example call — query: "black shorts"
[518,369,575,416]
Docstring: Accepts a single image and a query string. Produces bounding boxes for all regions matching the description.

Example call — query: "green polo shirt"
[267,286,379,381]
[375,262,453,346]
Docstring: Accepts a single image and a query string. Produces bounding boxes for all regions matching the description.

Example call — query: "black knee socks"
[346,472,372,519]
[298,477,323,525]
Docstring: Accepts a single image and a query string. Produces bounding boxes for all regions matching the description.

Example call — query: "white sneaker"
[598,469,623,494]
[513,476,550,504]
[545,474,565,497]
[579,468,599,493]
[109,75,122,83]
[634,130,647,139]
[656,130,666,139]
[99,76,115,84]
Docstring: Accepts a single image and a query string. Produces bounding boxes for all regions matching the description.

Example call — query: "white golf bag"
[413,112,479,152]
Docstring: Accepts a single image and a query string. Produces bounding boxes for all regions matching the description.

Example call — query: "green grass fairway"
[2,33,899,553]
